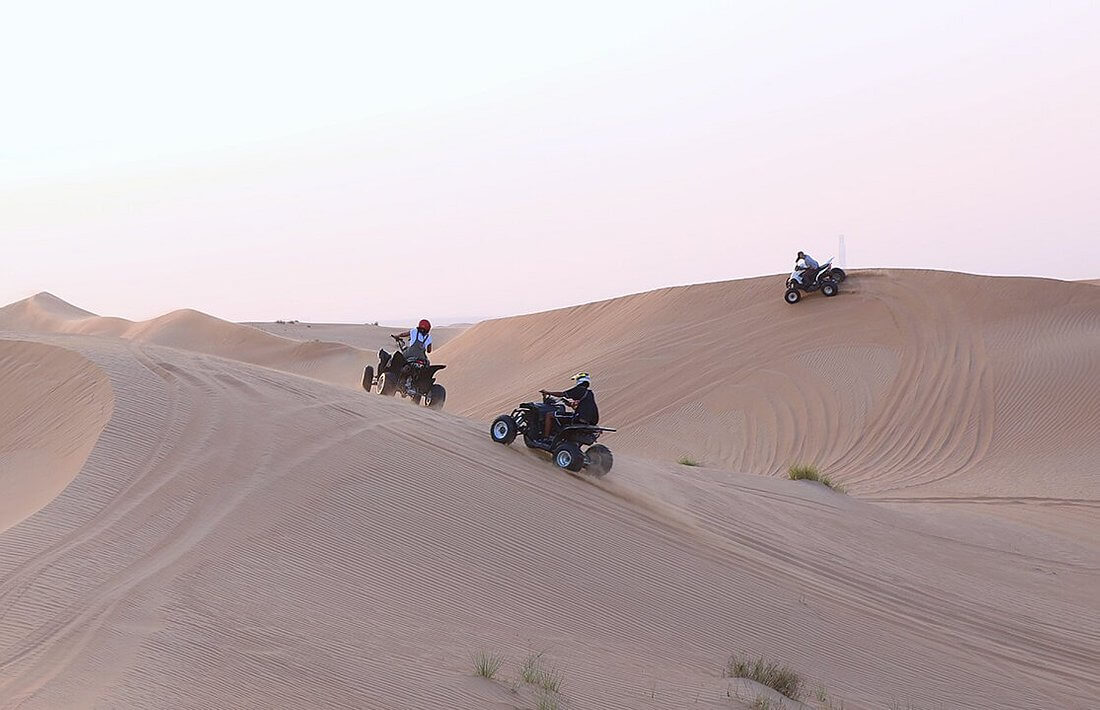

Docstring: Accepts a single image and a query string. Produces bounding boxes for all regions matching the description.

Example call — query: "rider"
[792,250,820,286]
[389,319,433,387]
[539,372,599,441]
[395,319,433,361]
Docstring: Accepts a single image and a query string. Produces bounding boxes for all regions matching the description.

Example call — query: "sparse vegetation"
[520,653,541,684]
[520,651,562,693]
[678,456,701,466]
[536,691,559,710]
[540,667,562,693]
[787,464,845,492]
[472,650,504,679]
[471,645,935,710]
[817,685,847,709]
[725,654,803,700]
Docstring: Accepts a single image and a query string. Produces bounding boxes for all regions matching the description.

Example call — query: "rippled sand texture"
[1,272,1097,709]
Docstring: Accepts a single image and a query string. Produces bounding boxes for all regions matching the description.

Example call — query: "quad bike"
[489,393,616,476]
[784,258,846,304]
[363,334,447,410]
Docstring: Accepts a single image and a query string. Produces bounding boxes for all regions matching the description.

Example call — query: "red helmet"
[418,319,431,333]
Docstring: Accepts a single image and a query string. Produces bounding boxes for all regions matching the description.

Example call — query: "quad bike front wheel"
[553,442,585,472]
[362,366,374,392]
[830,268,846,282]
[376,371,398,396]
[822,280,839,297]
[426,384,446,410]
[491,415,518,444]
[585,444,613,477]
[784,288,802,304]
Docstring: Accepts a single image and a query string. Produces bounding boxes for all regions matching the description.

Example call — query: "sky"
[2,0,1098,323]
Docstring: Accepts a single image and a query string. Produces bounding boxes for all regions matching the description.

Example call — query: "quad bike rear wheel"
[553,442,585,472]
[784,288,802,304]
[822,280,839,297]
[426,384,446,410]
[491,415,518,444]
[585,444,613,477]
[362,366,374,392]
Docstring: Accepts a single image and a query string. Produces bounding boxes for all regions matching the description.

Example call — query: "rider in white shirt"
[387,319,433,389]
[396,319,433,362]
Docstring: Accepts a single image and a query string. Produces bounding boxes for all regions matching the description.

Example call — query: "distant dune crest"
[0,292,368,387]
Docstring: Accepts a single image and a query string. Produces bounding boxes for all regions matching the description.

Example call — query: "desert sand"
[0,271,1098,709]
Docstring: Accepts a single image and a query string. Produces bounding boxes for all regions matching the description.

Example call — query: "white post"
[838,234,847,268]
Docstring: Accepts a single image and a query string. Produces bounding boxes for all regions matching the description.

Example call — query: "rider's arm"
[540,390,565,396]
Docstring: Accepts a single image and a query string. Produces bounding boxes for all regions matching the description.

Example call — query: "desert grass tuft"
[520,651,563,693]
[678,456,701,466]
[536,691,559,710]
[520,652,543,684]
[472,650,504,679]
[725,653,803,700]
[787,463,845,492]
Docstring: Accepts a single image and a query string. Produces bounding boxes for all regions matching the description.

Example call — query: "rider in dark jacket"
[540,372,599,440]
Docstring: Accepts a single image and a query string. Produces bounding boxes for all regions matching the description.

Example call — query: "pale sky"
[3,0,1098,323]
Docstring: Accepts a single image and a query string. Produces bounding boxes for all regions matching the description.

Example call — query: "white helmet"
[571,371,591,386]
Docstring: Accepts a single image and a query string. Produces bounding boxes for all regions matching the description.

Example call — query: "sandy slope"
[1,273,1098,709]
[246,321,467,352]
[0,330,1097,709]
[0,340,113,533]
[437,270,1100,527]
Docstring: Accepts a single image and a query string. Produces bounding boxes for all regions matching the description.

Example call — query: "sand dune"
[1,330,1097,709]
[0,340,112,533]
[0,293,369,388]
[438,270,1100,516]
[1,273,1098,709]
